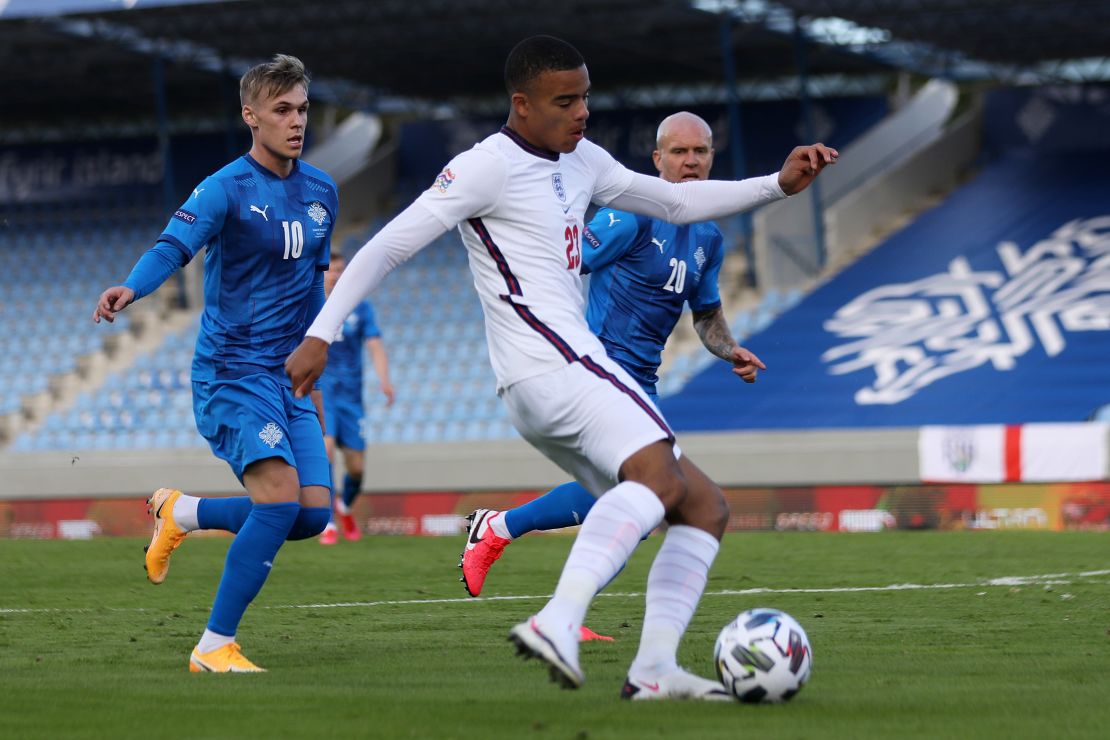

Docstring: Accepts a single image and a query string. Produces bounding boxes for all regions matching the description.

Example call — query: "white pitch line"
[3,569,1105,615]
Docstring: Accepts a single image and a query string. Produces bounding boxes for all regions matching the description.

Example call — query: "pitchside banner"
[4,483,1109,539]
[920,423,1109,483]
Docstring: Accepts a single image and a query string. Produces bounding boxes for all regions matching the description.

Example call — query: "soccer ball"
[714,608,812,703]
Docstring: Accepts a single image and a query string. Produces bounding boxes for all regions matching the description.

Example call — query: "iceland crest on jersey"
[552,173,566,202]
[694,246,707,272]
[307,201,328,226]
[258,422,283,449]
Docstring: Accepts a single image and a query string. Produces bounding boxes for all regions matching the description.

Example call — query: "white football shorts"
[501,352,679,496]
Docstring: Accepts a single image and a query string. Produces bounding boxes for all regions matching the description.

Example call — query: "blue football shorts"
[192,373,330,488]
[321,379,365,452]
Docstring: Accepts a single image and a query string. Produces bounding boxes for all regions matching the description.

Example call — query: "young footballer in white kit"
[285,35,836,700]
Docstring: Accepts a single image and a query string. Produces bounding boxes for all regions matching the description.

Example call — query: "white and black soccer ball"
[714,608,812,703]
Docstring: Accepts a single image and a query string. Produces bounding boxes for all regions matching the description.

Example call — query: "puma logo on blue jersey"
[250,204,270,221]
[607,212,621,227]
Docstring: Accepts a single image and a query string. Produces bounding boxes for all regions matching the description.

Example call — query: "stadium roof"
[2,0,1108,140]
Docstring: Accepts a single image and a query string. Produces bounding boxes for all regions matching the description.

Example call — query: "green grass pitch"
[1,530,1108,739]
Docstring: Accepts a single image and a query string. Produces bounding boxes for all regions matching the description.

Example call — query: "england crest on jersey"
[552,173,566,202]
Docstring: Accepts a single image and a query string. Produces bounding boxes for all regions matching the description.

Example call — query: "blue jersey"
[321,300,381,388]
[157,154,338,383]
[583,208,724,394]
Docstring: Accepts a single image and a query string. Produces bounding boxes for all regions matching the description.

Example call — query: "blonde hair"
[240,54,310,106]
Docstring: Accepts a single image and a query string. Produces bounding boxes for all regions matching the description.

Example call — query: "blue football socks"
[198,497,329,541]
[341,474,361,509]
[197,496,253,534]
[206,502,299,637]
[503,481,598,539]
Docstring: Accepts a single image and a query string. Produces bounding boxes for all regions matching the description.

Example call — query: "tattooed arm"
[692,307,766,383]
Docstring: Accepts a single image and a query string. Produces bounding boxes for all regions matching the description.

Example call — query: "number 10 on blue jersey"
[282,220,304,259]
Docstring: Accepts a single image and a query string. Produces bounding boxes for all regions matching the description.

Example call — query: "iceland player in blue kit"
[318,251,394,545]
[460,112,765,607]
[93,55,337,672]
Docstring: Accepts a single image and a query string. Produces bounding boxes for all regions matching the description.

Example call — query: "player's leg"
[187,377,311,673]
[504,481,598,537]
[284,393,332,540]
[319,434,340,544]
[144,382,255,583]
[149,422,323,543]
[190,457,301,673]
[621,454,732,701]
[191,393,330,544]
[336,445,364,540]
[460,481,596,598]
[320,390,341,544]
[506,358,676,687]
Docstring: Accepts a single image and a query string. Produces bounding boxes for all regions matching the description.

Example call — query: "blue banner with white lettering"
[661,151,1110,430]
[0,132,248,206]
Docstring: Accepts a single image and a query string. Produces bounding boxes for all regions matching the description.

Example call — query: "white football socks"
[538,481,664,631]
[172,494,201,532]
[196,628,235,655]
[629,524,720,679]
[488,511,512,540]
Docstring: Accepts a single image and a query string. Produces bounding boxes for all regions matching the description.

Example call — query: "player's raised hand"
[285,337,330,398]
[730,346,766,383]
[777,143,838,196]
[93,286,135,324]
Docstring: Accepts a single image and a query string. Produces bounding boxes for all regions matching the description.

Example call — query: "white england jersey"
[306,125,785,392]
[417,127,635,389]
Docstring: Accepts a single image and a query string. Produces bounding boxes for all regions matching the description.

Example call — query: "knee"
[344,454,364,481]
[647,469,688,512]
[667,479,729,538]
[708,494,730,537]
[286,505,330,540]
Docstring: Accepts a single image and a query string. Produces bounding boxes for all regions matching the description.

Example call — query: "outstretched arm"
[692,307,766,383]
[93,242,188,323]
[95,177,224,323]
[603,143,838,224]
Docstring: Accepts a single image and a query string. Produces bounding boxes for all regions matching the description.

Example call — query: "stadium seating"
[6,227,523,450]
[4,207,807,451]
[661,150,1110,431]
[0,206,162,447]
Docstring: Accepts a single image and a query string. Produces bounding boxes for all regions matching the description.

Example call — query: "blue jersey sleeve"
[121,243,186,301]
[359,301,382,341]
[318,197,336,271]
[581,209,643,275]
[689,230,724,313]
[306,270,326,326]
[158,176,228,261]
